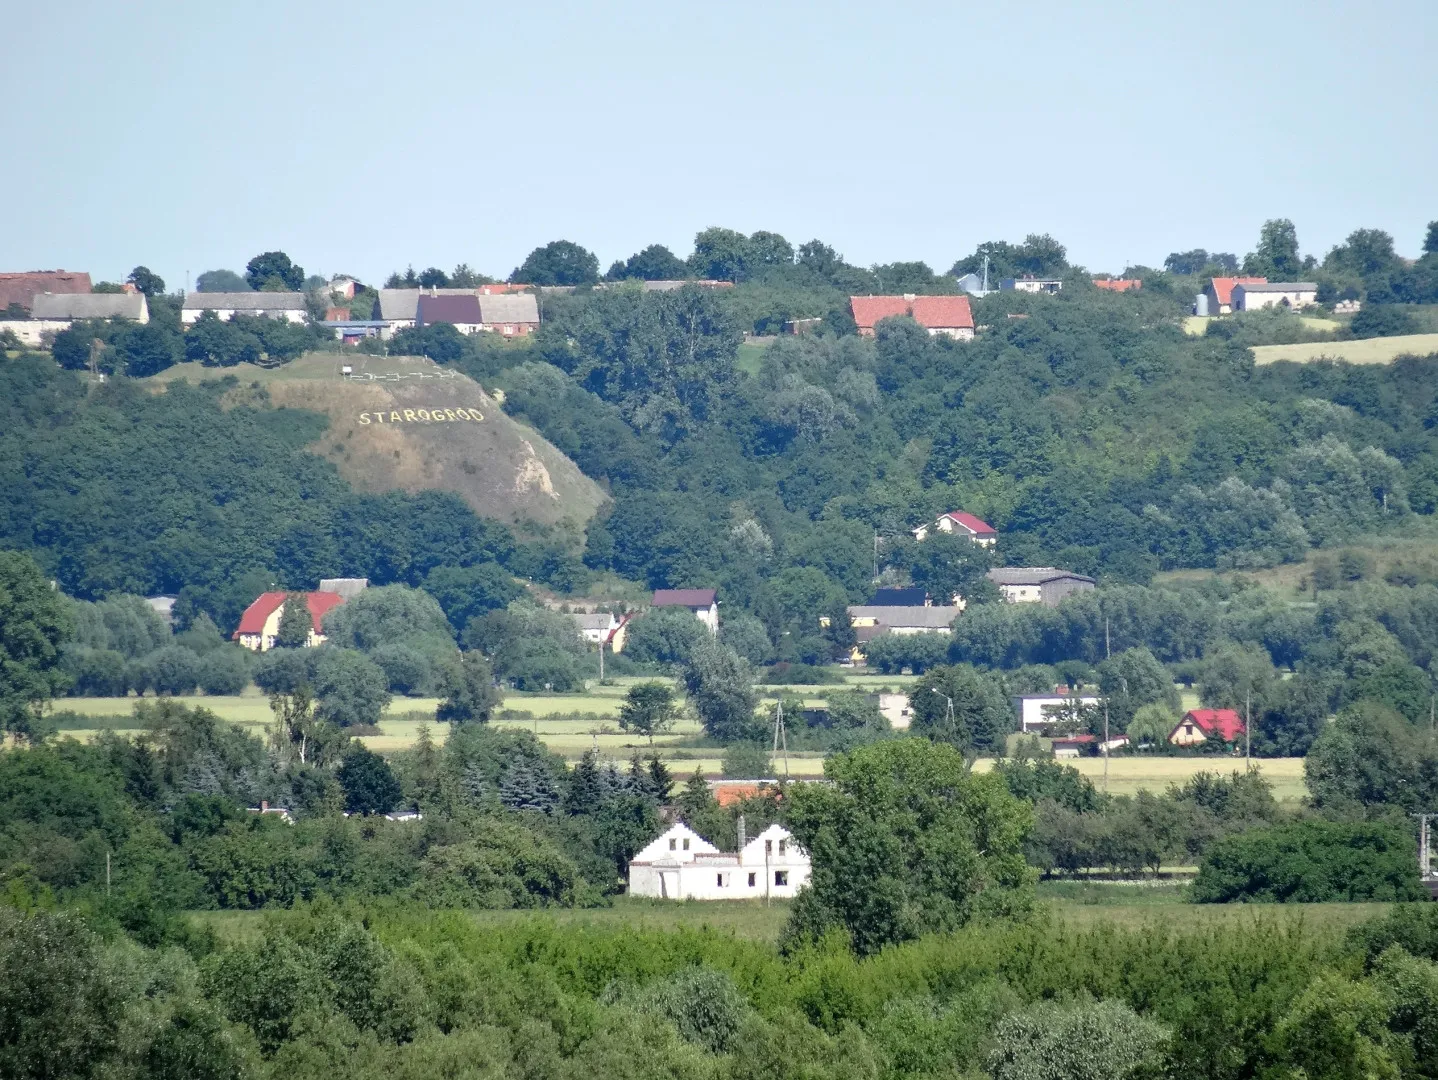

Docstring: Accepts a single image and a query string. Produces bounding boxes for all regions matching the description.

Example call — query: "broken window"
[774,871,789,886]
[669,838,676,850]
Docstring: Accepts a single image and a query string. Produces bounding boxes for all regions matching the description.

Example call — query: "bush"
[988,999,1169,1080]
[625,966,749,1054]
[369,644,433,696]
[198,648,251,695]
[140,645,203,696]
[1192,818,1425,903]
[1350,304,1418,338]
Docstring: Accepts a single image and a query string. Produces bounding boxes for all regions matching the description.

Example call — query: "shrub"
[721,742,772,779]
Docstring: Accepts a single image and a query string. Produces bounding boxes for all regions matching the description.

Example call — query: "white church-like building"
[627,822,810,900]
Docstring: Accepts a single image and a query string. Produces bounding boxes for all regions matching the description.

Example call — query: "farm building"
[850,295,975,339]
[912,511,997,545]
[651,588,719,633]
[1014,691,1101,733]
[0,292,150,346]
[0,269,92,312]
[182,292,307,325]
[233,590,348,651]
[986,567,1095,606]
[1231,282,1318,311]
[627,822,810,900]
[1203,276,1267,315]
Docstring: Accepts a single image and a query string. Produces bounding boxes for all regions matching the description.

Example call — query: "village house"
[417,293,485,334]
[651,588,719,633]
[1001,277,1063,294]
[1232,281,1319,311]
[233,589,348,651]
[1203,276,1267,316]
[1014,691,1102,733]
[912,511,997,545]
[375,289,540,337]
[1093,278,1142,292]
[627,822,810,900]
[845,605,961,635]
[850,294,975,340]
[0,292,150,346]
[569,611,629,653]
[182,292,307,325]
[1169,708,1245,747]
[0,269,92,313]
[986,567,1095,606]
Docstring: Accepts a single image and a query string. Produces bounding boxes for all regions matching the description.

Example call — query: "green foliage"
[1305,703,1438,814]
[436,651,501,724]
[624,966,750,1053]
[464,601,587,691]
[0,550,73,739]
[721,741,772,779]
[310,647,391,728]
[784,739,1035,954]
[618,681,678,743]
[625,605,710,666]
[244,250,304,291]
[512,240,600,286]
[1351,305,1419,338]
[195,268,249,292]
[683,639,760,742]
[988,998,1169,1080]
[422,563,521,636]
[909,665,1013,754]
[337,743,402,815]
[1192,818,1424,903]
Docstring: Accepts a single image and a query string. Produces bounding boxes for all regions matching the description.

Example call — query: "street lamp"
[930,688,956,737]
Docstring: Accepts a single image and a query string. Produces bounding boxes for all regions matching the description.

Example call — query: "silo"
[1195,293,1210,317]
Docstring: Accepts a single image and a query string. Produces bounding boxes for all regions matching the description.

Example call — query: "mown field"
[1251,331,1438,365]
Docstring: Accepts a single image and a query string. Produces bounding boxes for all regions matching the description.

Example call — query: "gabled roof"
[183,291,306,311]
[943,511,996,537]
[630,822,721,864]
[32,292,148,320]
[986,567,1095,586]
[233,591,347,637]
[1179,708,1245,741]
[0,270,92,311]
[652,588,717,608]
[477,293,540,323]
[846,605,961,629]
[1232,281,1318,293]
[850,294,974,331]
[1208,277,1266,306]
[570,612,618,631]
[417,293,482,325]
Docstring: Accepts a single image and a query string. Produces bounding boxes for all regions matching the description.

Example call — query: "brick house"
[850,294,975,340]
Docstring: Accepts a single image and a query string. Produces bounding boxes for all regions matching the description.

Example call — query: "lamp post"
[930,688,956,739]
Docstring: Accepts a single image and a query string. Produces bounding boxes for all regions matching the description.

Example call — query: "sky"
[6,0,1436,289]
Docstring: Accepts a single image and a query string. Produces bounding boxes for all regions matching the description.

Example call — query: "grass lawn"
[1251,332,1438,366]
[735,341,768,376]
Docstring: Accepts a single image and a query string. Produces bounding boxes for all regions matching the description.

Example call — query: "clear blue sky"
[7,0,1435,288]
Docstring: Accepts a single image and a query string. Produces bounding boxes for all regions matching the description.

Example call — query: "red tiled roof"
[1093,278,1142,292]
[417,293,482,325]
[1209,277,1266,307]
[233,591,347,638]
[850,294,974,331]
[710,781,765,807]
[0,270,92,311]
[1182,708,1245,741]
[652,588,717,608]
[944,511,996,537]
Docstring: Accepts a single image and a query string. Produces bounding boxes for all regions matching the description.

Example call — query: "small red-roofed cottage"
[913,511,997,546]
[1094,278,1142,292]
[851,294,975,340]
[1204,276,1267,316]
[233,590,348,651]
[1169,708,1245,747]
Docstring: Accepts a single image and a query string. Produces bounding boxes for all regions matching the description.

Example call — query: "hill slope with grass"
[153,353,605,533]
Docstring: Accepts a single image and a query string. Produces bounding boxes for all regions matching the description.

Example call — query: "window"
[669,838,676,851]
[748,872,756,887]
[682,838,690,850]
[774,871,789,886]
[764,840,772,855]
[778,840,787,855]
[717,873,725,887]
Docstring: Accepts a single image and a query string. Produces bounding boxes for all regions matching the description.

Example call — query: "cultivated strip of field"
[1251,332,1438,365]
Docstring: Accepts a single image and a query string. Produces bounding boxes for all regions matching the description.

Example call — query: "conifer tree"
[564,749,608,816]
[274,593,312,648]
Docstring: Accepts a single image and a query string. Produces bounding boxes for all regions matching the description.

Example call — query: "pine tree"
[564,749,607,816]
[460,762,489,807]
[274,593,313,648]
[499,758,559,814]
[676,767,714,819]
[647,755,674,803]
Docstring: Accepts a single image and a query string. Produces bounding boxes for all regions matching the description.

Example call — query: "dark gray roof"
[1233,282,1317,292]
[477,293,539,323]
[183,291,306,311]
[32,293,147,320]
[986,567,1095,586]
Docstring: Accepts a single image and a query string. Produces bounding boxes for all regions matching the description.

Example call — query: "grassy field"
[193,888,1386,946]
[1183,315,1342,337]
[1251,332,1438,366]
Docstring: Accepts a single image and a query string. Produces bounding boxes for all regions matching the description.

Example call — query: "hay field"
[973,755,1307,801]
[1251,332,1438,366]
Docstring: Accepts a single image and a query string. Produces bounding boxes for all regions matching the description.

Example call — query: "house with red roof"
[1169,708,1245,747]
[912,511,997,546]
[1093,278,1142,293]
[850,294,975,340]
[651,588,719,634]
[233,590,349,651]
[1204,276,1266,316]
[0,270,92,313]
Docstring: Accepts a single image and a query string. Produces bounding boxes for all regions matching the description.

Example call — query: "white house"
[651,589,719,633]
[627,822,810,900]
[376,289,540,338]
[986,567,1095,606]
[182,292,307,325]
[1014,692,1101,734]
[1001,277,1063,294]
[912,511,997,545]
[0,292,150,346]
[1232,282,1318,311]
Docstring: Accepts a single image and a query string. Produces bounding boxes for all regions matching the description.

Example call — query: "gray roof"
[183,291,306,311]
[378,289,540,324]
[477,293,539,323]
[570,613,617,631]
[32,292,147,320]
[1232,282,1317,292]
[846,605,962,628]
[986,567,1095,586]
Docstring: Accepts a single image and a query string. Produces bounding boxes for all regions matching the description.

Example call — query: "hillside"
[151,354,605,534]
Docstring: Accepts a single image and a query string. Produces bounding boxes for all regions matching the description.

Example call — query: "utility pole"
[597,639,604,682]
[1245,691,1252,762]
[1105,616,1111,660]
[1416,813,1434,883]
[772,701,790,779]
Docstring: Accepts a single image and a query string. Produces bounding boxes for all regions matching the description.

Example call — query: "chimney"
[736,814,746,852]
